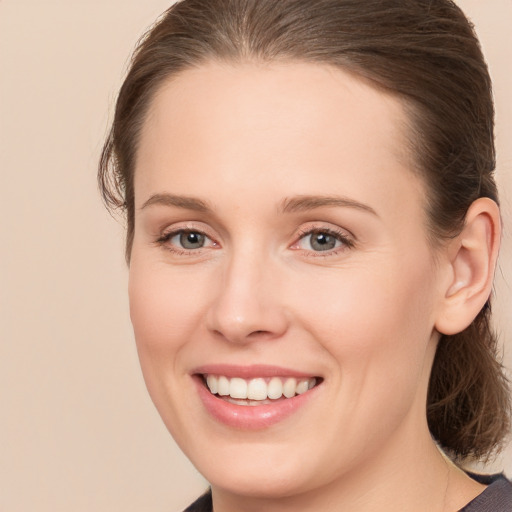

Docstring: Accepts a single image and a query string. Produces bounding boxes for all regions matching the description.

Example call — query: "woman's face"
[130,62,445,497]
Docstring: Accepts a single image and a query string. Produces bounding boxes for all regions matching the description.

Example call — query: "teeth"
[283,377,297,398]
[296,380,309,395]
[205,375,317,402]
[217,376,230,396]
[247,378,267,400]
[206,375,218,394]
[229,378,248,399]
[268,377,283,399]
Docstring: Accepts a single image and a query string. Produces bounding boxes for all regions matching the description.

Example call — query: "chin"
[206,464,308,499]
[183,436,332,500]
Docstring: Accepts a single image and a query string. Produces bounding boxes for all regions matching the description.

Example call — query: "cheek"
[128,260,207,351]
[297,262,435,349]
[127,256,214,417]
[127,257,215,437]
[288,263,438,467]
[291,256,437,409]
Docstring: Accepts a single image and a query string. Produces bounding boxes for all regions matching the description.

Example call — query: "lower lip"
[194,377,319,430]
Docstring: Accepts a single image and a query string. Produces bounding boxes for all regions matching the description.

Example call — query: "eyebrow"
[280,195,378,216]
[140,193,212,212]
[140,192,378,217]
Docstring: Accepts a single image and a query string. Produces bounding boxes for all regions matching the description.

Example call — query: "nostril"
[246,329,275,340]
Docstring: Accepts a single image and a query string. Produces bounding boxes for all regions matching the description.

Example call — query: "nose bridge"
[206,240,288,343]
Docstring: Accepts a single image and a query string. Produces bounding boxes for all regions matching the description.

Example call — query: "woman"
[99,1,512,510]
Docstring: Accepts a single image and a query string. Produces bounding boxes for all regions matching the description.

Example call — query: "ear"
[435,198,501,336]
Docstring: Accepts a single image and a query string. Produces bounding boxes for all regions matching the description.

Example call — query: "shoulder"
[459,473,512,512]
[180,477,512,512]
[182,490,212,512]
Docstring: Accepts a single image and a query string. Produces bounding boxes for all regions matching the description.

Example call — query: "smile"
[193,366,322,429]
[204,375,318,405]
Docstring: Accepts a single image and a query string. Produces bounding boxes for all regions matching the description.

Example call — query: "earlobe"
[435,198,501,336]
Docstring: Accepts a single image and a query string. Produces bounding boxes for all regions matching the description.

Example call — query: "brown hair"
[98,0,510,461]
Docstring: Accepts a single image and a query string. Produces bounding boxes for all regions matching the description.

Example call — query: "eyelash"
[292,226,355,256]
[156,226,219,256]
[155,225,355,257]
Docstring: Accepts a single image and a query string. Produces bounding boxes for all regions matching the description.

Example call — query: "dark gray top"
[183,473,512,511]
[460,473,512,511]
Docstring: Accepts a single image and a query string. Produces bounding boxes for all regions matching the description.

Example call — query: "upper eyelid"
[294,222,355,240]
[159,221,217,238]
[159,230,217,248]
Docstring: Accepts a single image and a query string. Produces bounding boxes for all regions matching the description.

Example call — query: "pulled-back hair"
[98,0,510,461]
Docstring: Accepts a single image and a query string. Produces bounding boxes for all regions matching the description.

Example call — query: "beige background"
[1,1,511,511]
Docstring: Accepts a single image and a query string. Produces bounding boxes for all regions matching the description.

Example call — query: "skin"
[129,62,495,512]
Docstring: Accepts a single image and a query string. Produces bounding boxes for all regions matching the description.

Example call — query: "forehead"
[134,61,421,215]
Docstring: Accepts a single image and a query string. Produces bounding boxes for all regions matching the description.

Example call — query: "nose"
[205,249,289,344]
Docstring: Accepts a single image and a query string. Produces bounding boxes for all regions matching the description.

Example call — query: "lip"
[192,365,321,430]
[193,364,317,379]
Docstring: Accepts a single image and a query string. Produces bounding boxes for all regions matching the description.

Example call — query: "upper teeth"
[205,375,317,400]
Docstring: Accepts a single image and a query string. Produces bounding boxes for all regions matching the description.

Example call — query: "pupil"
[180,231,205,249]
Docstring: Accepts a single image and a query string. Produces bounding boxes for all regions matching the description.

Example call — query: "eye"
[172,230,207,250]
[292,227,354,254]
[302,231,340,251]
[157,228,218,253]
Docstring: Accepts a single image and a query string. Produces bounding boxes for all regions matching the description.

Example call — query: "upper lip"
[192,364,319,379]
